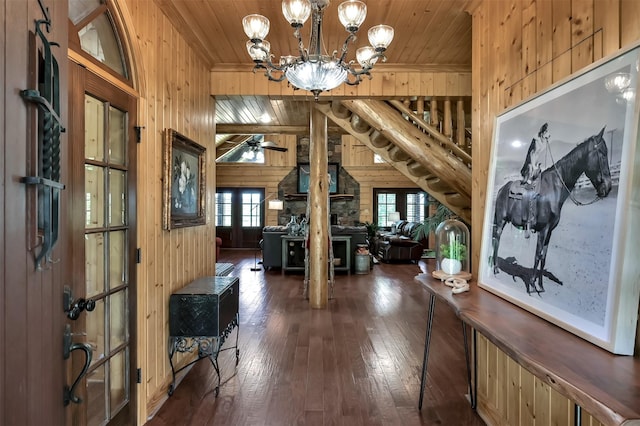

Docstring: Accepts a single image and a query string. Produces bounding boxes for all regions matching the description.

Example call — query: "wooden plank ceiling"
[156,0,474,127]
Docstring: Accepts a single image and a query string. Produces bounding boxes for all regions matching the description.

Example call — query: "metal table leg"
[462,321,477,409]
[574,404,582,426]
[418,294,436,410]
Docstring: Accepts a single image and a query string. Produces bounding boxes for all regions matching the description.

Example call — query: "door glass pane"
[109,231,126,289]
[86,297,105,367]
[79,12,126,77]
[110,289,126,348]
[109,349,127,416]
[85,165,105,228]
[241,192,261,227]
[108,170,126,226]
[109,106,126,165]
[87,364,107,426]
[85,95,104,161]
[85,233,105,297]
[215,192,232,227]
[69,0,102,25]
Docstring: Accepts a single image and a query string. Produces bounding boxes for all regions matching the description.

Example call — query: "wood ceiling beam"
[216,124,345,135]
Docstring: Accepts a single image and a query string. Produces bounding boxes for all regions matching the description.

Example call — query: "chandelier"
[243,0,394,100]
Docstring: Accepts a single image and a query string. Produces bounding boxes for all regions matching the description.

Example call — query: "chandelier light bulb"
[368,24,394,51]
[246,40,271,62]
[356,46,377,68]
[338,0,367,32]
[282,0,312,27]
[242,14,270,41]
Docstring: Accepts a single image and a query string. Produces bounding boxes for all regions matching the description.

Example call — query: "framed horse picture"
[478,43,640,355]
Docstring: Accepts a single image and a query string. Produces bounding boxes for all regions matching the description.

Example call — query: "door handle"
[63,324,92,406]
[64,285,96,320]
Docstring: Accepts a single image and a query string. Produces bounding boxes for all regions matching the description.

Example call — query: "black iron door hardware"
[63,324,92,406]
[63,286,96,320]
[20,14,66,270]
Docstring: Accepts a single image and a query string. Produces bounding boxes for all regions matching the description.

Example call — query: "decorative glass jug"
[287,215,299,236]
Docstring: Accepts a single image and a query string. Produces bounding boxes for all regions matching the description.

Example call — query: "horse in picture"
[491,127,612,294]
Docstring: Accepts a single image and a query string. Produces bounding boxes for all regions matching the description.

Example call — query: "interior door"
[216,188,265,248]
[68,62,137,426]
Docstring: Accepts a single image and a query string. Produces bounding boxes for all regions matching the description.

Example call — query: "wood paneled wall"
[341,134,416,223]
[211,67,472,98]
[470,1,640,425]
[116,0,217,423]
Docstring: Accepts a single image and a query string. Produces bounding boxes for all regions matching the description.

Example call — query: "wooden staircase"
[315,99,472,223]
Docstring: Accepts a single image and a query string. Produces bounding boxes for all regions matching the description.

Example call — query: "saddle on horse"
[508,180,540,238]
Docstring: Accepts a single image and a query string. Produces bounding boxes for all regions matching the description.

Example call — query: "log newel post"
[309,105,329,308]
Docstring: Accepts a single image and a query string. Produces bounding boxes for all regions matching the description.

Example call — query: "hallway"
[147,250,484,426]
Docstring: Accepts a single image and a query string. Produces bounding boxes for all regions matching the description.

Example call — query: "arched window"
[69,0,129,80]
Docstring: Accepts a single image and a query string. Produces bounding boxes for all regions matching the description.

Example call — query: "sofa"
[260,225,368,271]
[374,220,425,263]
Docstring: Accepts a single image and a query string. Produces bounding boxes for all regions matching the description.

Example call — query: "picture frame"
[478,43,640,355]
[163,129,206,229]
[297,162,339,194]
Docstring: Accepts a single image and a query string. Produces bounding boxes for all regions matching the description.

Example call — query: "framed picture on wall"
[163,129,206,229]
[297,162,339,194]
[478,43,640,355]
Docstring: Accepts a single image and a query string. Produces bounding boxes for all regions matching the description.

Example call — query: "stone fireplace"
[275,134,361,226]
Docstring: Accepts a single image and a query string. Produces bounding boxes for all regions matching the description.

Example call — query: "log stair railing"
[315,99,472,223]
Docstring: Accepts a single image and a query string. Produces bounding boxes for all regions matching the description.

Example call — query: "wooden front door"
[1,1,69,423]
[216,188,265,249]
[67,62,137,426]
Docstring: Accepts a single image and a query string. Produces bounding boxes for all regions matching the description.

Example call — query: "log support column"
[308,105,329,309]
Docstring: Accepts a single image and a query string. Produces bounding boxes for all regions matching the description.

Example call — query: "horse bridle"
[548,136,608,206]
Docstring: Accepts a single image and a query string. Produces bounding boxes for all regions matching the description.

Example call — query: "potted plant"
[439,239,467,274]
[412,200,455,258]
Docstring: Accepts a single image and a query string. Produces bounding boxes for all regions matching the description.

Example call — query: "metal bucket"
[354,254,370,274]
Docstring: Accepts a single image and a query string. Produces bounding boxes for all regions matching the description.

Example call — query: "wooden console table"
[415,273,640,426]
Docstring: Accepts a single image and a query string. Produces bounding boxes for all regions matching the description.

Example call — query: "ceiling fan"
[246,137,288,152]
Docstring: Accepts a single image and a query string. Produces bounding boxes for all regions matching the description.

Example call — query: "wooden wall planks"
[471,1,639,425]
[119,0,217,422]
[211,70,472,99]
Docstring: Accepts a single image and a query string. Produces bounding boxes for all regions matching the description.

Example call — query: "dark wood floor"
[146,250,485,426]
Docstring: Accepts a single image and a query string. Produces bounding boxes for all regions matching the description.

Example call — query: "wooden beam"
[308,106,329,309]
[216,124,345,135]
